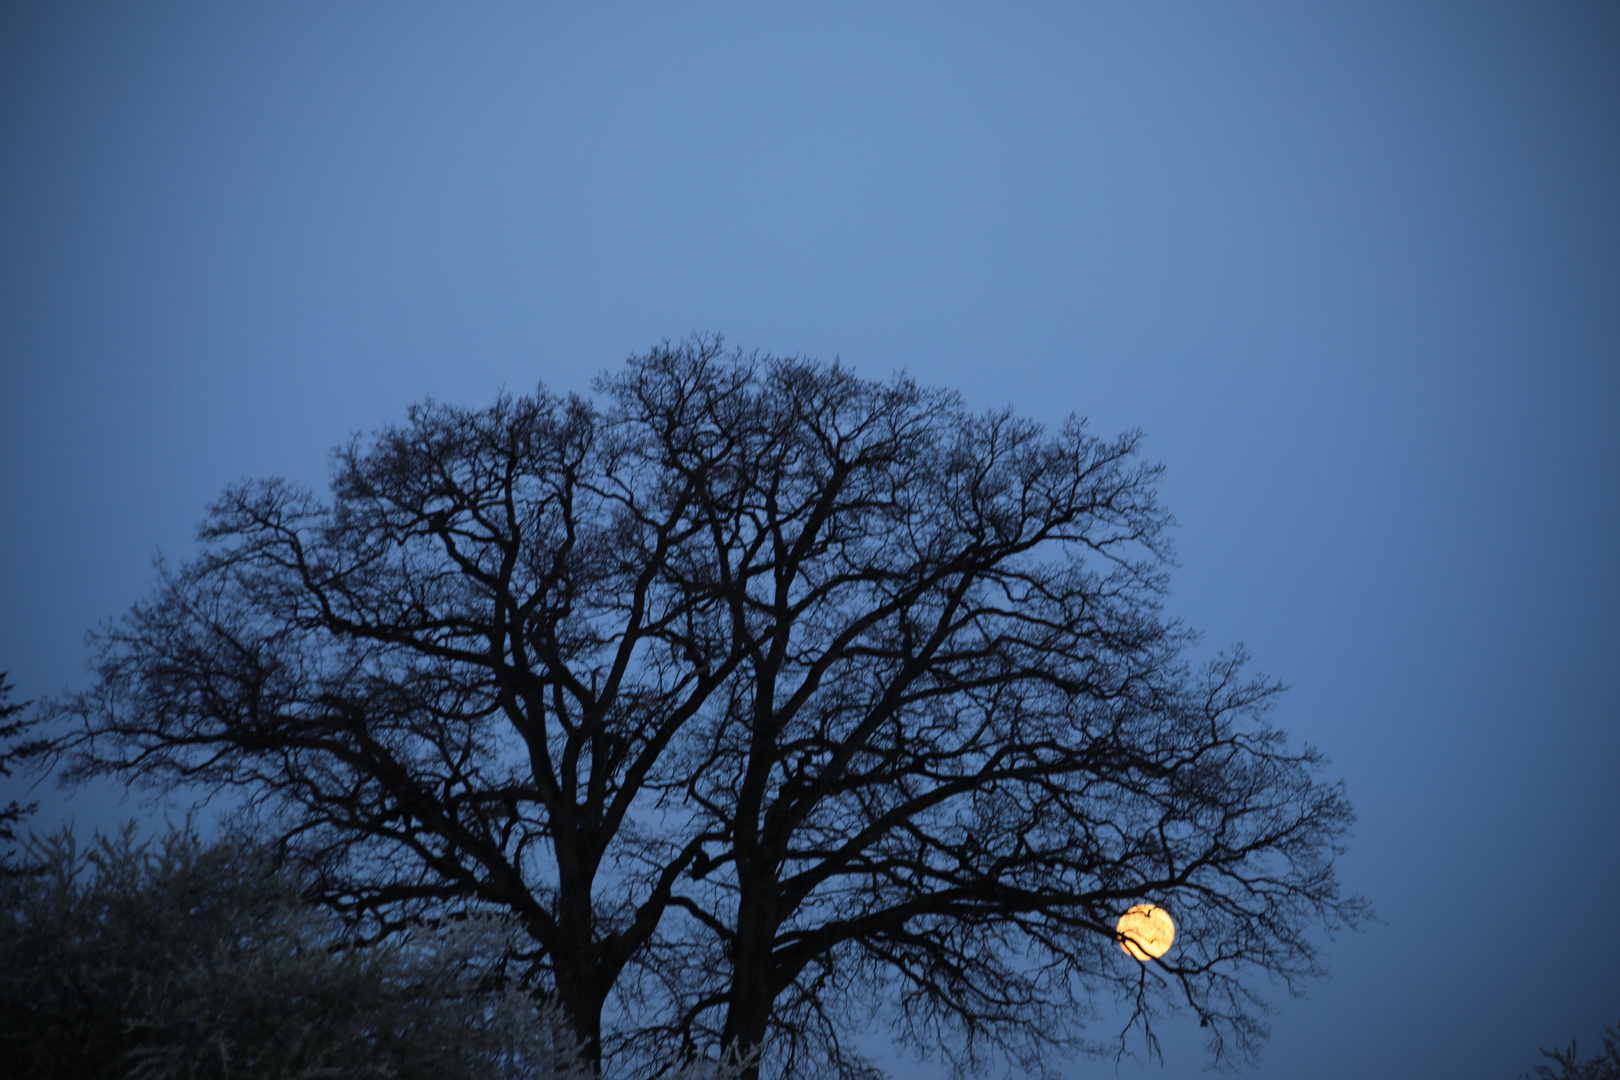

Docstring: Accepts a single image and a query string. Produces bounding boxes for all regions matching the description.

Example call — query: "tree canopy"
[53,337,1366,1078]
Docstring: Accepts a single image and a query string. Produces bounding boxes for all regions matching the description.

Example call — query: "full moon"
[1116,904,1175,961]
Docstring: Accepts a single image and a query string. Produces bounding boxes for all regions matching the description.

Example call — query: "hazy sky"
[2,4,1617,1078]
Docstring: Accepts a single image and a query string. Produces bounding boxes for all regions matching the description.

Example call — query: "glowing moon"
[1116,904,1175,961]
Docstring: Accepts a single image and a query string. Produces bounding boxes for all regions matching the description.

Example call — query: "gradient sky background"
[2,3,1617,1078]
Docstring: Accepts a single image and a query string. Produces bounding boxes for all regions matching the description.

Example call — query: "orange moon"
[1116,904,1175,961]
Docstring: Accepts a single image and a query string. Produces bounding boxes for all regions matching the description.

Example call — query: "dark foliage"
[0,674,43,857]
[0,824,580,1080]
[50,338,1366,1078]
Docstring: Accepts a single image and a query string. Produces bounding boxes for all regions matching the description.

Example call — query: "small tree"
[0,823,585,1080]
[51,337,1365,1077]
[1524,1021,1620,1080]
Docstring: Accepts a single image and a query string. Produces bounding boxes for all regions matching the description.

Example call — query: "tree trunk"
[720,886,778,1080]
[719,981,772,1080]
[555,963,608,1075]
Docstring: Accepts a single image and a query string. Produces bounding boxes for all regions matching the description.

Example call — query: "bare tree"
[57,348,748,1072]
[52,337,1364,1078]
[593,351,1365,1079]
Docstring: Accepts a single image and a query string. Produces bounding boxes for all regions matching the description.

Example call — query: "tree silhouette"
[53,338,1365,1078]
[1524,1021,1620,1080]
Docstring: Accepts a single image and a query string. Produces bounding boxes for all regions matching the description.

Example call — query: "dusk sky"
[2,4,1617,1078]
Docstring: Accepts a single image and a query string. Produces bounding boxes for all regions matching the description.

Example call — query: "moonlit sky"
[2,4,1616,1078]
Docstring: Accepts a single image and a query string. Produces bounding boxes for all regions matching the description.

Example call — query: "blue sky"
[2,3,1616,1078]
